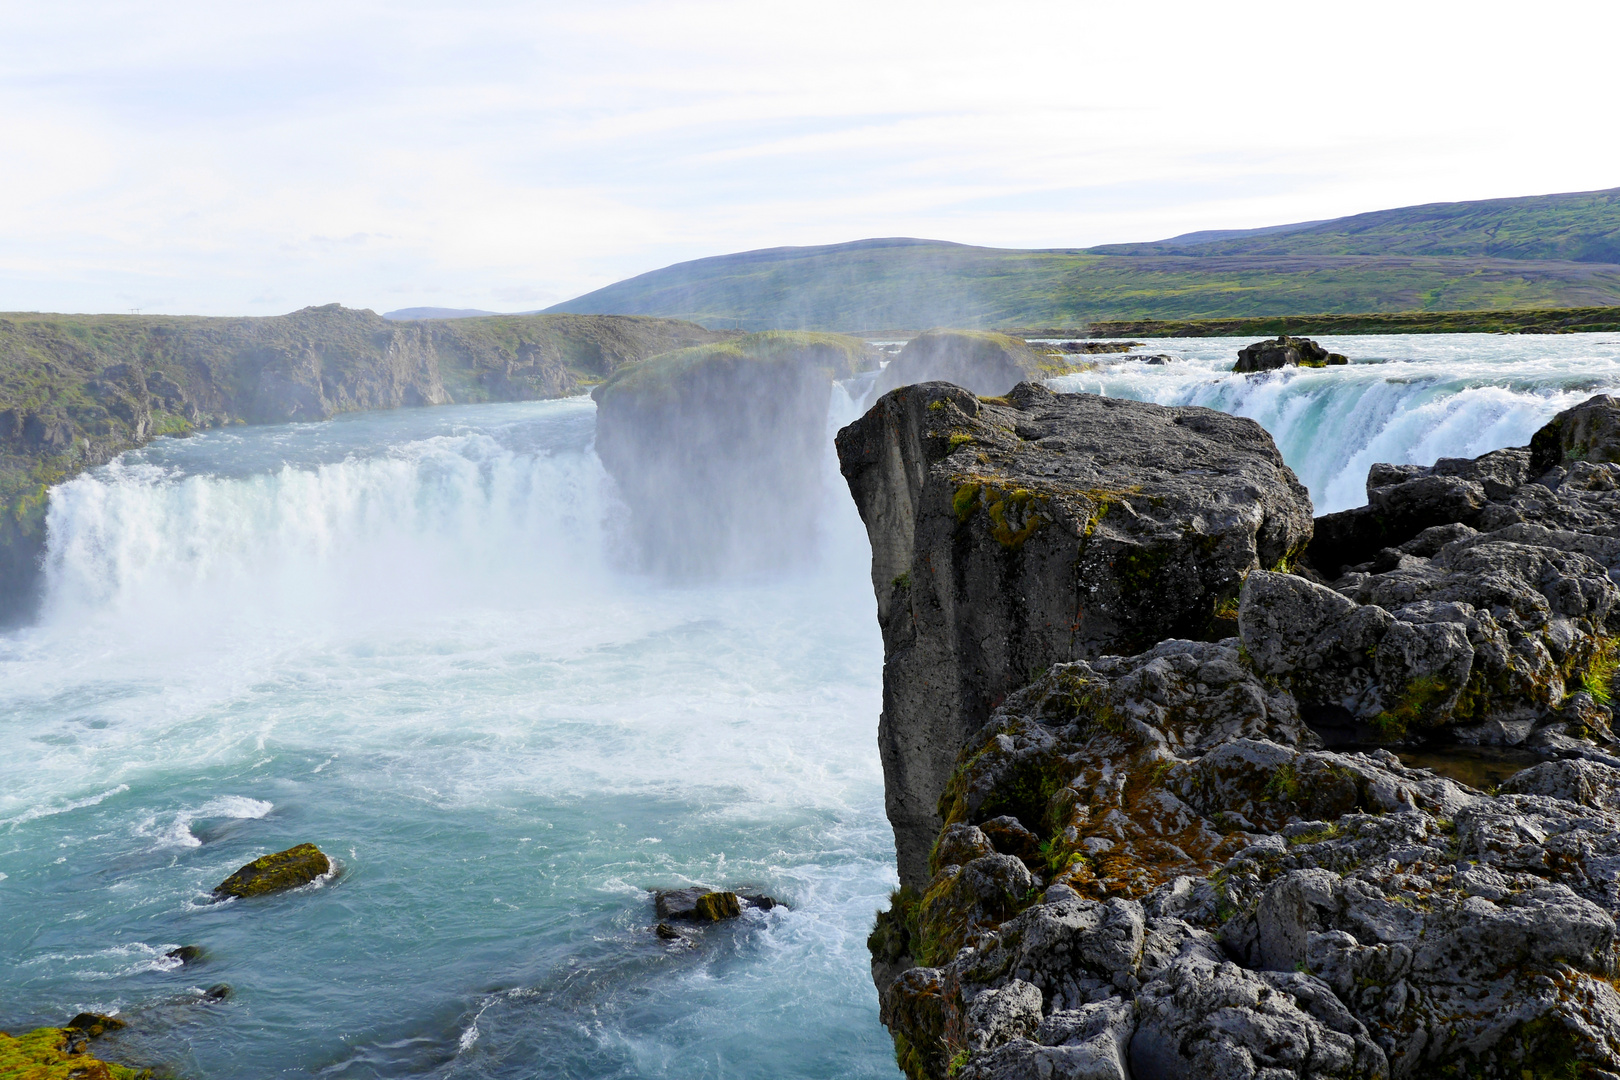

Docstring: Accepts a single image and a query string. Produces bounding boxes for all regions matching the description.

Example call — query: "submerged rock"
[0,1017,152,1079]
[164,945,204,965]
[213,842,331,898]
[65,1013,125,1037]
[1233,335,1349,373]
[592,330,874,576]
[836,381,1313,889]
[874,331,1064,398]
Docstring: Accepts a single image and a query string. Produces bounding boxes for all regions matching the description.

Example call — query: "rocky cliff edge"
[835,381,1314,888]
[853,389,1620,1079]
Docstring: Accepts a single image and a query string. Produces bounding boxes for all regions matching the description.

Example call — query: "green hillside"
[1094,186,1620,262]
[545,188,1620,331]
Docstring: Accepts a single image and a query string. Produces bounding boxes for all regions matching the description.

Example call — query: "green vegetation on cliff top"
[546,188,1620,331]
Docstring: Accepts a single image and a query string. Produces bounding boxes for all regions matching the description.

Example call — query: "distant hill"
[544,188,1620,330]
[1096,187,1620,262]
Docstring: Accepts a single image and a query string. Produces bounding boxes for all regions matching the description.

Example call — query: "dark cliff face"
[591,331,873,577]
[0,306,727,624]
[835,381,1315,888]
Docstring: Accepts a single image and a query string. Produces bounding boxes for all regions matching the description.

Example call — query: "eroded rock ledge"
[859,391,1620,1079]
[835,381,1313,889]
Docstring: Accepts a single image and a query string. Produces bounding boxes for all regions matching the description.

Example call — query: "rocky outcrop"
[0,306,726,623]
[874,331,1058,398]
[213,842,331,898]
[593,331,874,576]
[1234,336,1349,373]
[836,382,1314,888]
[864,392,1620,1080]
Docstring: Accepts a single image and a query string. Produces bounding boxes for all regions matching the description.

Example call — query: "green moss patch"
[213,842,331,898]
[0,1024,152,1079]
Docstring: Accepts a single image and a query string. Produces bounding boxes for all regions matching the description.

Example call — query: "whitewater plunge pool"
[2,332,1620,1078]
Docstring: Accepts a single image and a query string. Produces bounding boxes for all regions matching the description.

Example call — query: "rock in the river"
[165,945,204,965]
[873,331,1051,398]
[213,842,331,898]
[1233,335,1349,373]
[836,381,1314,889]
[0,1017,152,1079]
[1054,340,1146,355]
[593,331,874,576]
[653,886,756,922]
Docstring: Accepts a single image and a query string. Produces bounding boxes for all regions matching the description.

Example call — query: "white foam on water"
[1046,332,1620,513]
[3,784,130,830]
[0,396,895,1078]
[138,796,274,849]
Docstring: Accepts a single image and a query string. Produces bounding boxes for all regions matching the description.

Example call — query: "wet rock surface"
[863,393,1620,1079]
[1233,335,1349,373]
[213,842,331,899]
[654,887,743,922]
[836,381,1313,889]
[651,886,779,930]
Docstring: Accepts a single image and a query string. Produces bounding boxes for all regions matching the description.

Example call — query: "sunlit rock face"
[592,331,874,577]
[835,381,1313,889]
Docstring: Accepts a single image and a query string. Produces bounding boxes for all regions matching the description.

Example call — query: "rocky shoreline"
[843,385,1620,1078]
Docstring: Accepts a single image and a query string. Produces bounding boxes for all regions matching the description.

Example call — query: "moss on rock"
[213,842,331,898]
[0,1022,151,1080]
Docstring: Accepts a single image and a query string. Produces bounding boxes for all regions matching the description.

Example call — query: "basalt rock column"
[836,381,1314,887]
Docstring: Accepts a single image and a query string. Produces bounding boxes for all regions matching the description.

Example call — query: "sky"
[2,0,1618,317]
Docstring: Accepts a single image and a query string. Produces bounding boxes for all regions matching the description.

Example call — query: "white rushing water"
[0,394,895,1079]
[1046,332,1620,513]
[2,333,1619,1078]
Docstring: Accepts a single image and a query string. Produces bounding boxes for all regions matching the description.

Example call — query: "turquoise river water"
[2,333,1619,1078]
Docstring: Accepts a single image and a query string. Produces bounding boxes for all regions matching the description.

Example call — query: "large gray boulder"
[836,382,1314,888]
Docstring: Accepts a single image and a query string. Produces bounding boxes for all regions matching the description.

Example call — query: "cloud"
[1,0,1617,315]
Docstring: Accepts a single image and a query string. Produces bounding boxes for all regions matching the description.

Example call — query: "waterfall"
[1047,332,1620,513]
